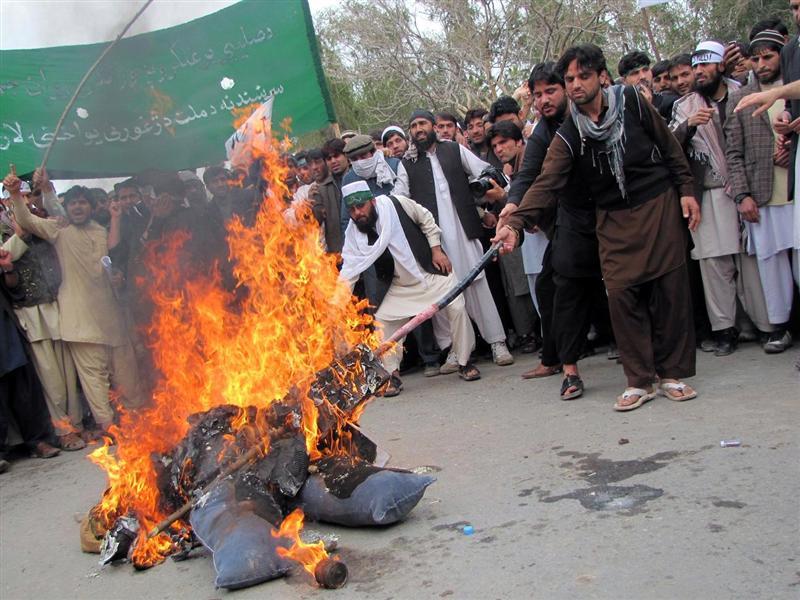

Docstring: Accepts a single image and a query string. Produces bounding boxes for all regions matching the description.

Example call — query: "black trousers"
[0,363,53,451]
[552,272,610,365]
[534,246,559,367]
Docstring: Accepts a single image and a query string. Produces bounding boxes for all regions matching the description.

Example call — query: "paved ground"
[1,344,798,600]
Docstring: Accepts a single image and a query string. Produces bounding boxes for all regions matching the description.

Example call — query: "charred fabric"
[84,346,437,589]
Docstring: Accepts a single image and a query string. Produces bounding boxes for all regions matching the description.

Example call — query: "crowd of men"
[2,4,799,470]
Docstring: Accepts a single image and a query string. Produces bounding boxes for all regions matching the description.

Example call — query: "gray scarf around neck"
[571,84,627,198]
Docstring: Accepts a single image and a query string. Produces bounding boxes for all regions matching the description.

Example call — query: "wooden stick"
[147,444,262,539]
[39,0,155,171]
[376,241,501,356]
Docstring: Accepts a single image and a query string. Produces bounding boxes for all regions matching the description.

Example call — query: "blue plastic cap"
[463,525,474,535]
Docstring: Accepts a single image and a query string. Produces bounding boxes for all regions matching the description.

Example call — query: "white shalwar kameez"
[394,145,506,346]
[520,230,548,316]
[794,146,800,289]
[340,195,475,374]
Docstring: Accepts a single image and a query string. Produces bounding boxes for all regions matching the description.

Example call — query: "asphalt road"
[1,344,798,600]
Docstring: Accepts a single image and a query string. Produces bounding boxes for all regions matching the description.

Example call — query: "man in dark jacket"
[308,148,344,254]
[497,44,701,412]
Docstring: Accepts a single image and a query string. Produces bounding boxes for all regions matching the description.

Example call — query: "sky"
[0,0,338,188]
[0,0,337,49]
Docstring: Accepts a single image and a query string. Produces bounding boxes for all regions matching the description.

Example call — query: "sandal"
[30,442,60,459]
[614,387,656,412]
[458,363,481,381]
[658,380,697,402]
[560,374,584,400]
[58,432,87,451]
[521,363,562,379]
[380,372,403,397]
[80,429,115,445]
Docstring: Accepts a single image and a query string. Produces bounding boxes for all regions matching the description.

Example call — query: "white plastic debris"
[76,107,89,119]
[220,77,235,90]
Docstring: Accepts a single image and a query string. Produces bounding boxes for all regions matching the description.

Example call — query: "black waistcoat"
[557,86,672,212]
[373,196,445,288]
[401,141,483,239]
[9,236,62,308]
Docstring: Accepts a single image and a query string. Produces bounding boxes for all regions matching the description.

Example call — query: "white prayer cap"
[691,41,725,66]
[381,125,406,145]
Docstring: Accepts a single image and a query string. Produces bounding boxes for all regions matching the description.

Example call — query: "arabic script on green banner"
[0,0,335,177]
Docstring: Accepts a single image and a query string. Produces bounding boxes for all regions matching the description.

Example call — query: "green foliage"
[313,0,794,130]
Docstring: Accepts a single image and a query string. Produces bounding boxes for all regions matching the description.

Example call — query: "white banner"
[636,0,672,8]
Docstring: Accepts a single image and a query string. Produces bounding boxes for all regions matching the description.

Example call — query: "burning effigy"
[80,104,435,589]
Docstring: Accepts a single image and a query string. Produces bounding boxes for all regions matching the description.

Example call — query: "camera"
[468,166,508,197]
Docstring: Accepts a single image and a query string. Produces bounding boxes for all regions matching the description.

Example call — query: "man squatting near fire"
[494,44,702,411]
[338,181,481,396]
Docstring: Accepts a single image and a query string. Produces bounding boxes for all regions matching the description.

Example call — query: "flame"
[230,102,264,129]
[272,508,330,576]
[88,102,378,567]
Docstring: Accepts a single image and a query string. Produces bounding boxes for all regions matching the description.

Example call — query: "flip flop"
[614,387,656,412]
[657,381,697,402]
[560,374,584,400]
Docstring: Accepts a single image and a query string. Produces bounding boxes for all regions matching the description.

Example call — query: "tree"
[315,0,793,129]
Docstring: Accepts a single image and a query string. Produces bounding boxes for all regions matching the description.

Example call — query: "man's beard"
[757,68,780,85]
[414,130,437,152]
[546,100,568,123]
[695,70,722,98]
[572,86,600,106]
[354,208,378,233]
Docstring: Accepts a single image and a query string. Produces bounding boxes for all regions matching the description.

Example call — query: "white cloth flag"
[225,96,275,170]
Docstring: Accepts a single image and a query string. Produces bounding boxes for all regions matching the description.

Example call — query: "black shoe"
[519,335,540,354]
[714,328,738,357]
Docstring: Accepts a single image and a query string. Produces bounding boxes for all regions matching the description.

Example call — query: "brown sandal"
[521,363,562,379]
[59,432,87,451]
[380,372,403,397]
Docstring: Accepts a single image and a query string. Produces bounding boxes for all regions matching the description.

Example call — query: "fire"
[88,102,380,567]
[272,508,330,576]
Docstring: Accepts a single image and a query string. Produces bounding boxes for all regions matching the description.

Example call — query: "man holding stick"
[493,44,701,412]
[339,181,479,396]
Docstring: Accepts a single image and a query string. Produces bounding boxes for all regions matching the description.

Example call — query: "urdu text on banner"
[0,0,335,177]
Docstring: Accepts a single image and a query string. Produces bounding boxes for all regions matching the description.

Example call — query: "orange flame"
[88,103,379,567]
[272,508,330,576]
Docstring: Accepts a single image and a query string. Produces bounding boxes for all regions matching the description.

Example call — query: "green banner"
[0,0,335,178]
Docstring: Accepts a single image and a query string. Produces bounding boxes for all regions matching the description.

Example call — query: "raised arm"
[3,172,59,242]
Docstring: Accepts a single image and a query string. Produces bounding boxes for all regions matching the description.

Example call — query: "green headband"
[344,190,374,208]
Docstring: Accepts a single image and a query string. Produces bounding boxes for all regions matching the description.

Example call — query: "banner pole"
[39,0,154,171]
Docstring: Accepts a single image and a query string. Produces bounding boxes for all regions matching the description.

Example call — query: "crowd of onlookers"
[1,5,799,468]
